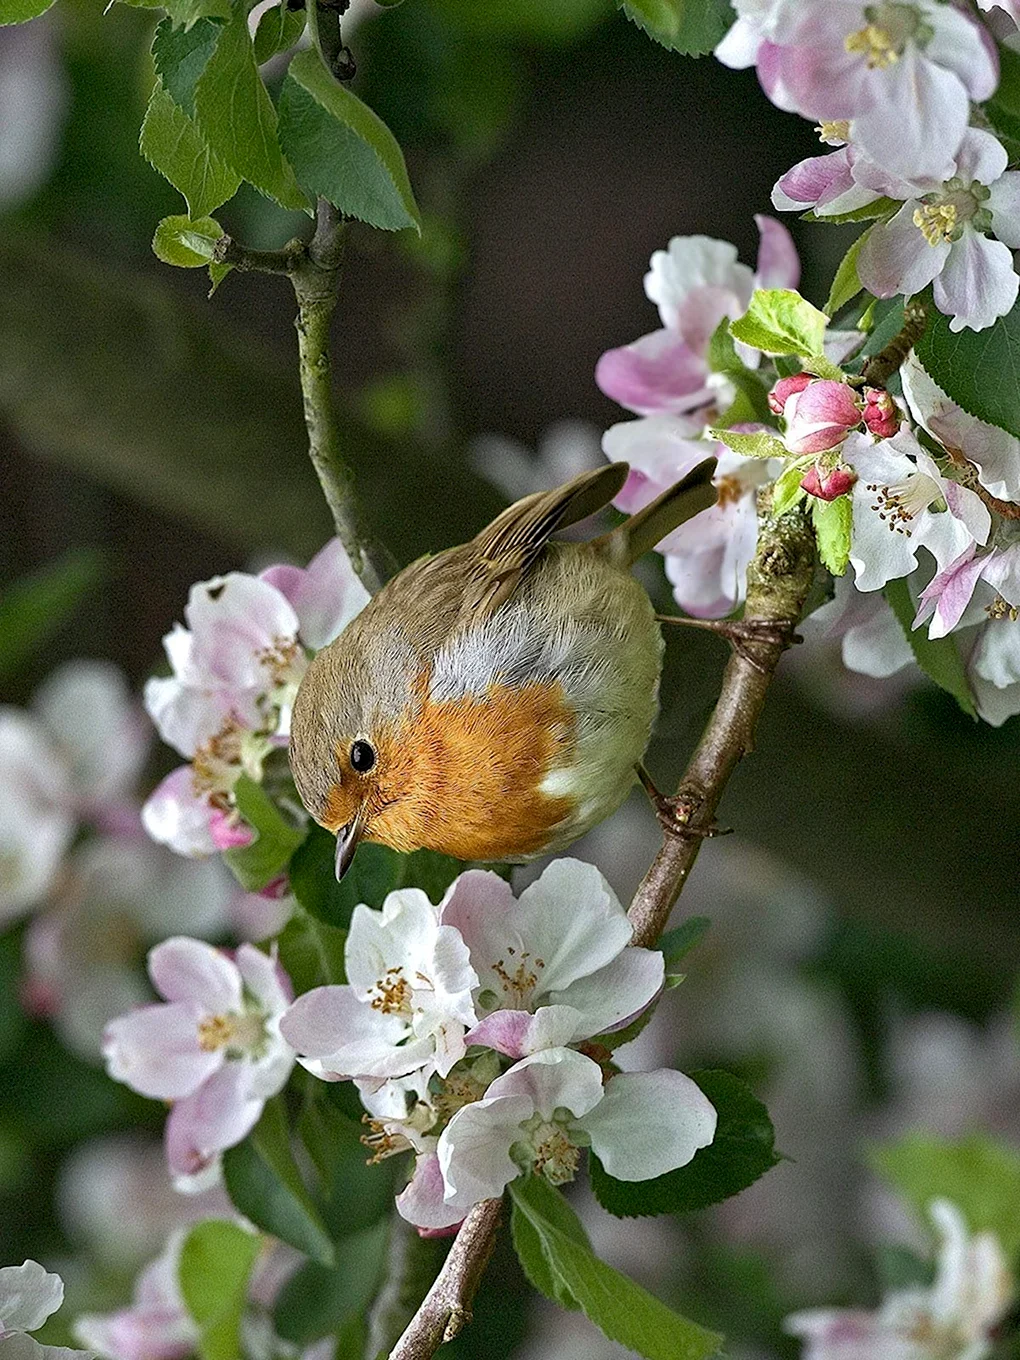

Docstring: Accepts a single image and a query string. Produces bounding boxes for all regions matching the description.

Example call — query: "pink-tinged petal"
[983,544,1020,609]
[644,237,752,332]
[780,10,874,120]
[925,5,999,101]
[988,173,1020,250]
[140,767,217,858]
[465,1005,581,1059]
[260,538,370,653]
[602,417,714,505]
[784,1308,914,1359]
[395,1154,464,1230]
[486,1048,604,1120]
[73,1308,195,1360]
[103,1003,219,1100]
[858,202,950,300]
[552,947,664,1037]
[165,1064,263,1176]
[771,149,853,211]
[595,331,714,417]
[142,676,245,762]
[235,943,292,1015]
[953,128,1008,191]
[755,39,800,114]
[783,381,862,456]
[279,985,412,1080]
[676,285,744,356]
[207,809,252,851]
[753,214,799,289]
[513,859,632,996]
[913,547,985,639]
[934,233,1019,334]
[581,1069,716,1181]
[185,575,299,690]
[148,938,241,1012]
[437,1094,534,1208]
[852,51,965,184]
[768,372,811,414]
[941,479,991,549]
[0,1261,63,1334]
[279,985,363,1057]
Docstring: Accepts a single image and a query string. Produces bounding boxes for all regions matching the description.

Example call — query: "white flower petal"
[437,1094,534,1208]
[140,767,217,859]
[852,50,966,183]
[513,859,632,995]
[260,538,370,653]
[165,1064,263,1178]
[934,232,1019,334]
[395,1153,464,1230]
[485,1048,604,1120]
[551,947,663,1038]
[644,237,753,332]
[988,173,1020,249]
[581,1070,716,1181]
[185,574,300,690]
[235,943,292,1017]
[148,938,242,1012]
[858,202,950,300]
[102,1003,219,1100]
[0,1262,64,1335]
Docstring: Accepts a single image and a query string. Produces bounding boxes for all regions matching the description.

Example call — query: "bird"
[289,460,716,879]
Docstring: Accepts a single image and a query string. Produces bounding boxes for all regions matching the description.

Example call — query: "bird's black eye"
[350,740,376,773]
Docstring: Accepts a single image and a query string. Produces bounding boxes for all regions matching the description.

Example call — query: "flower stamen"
[913,201,958,247]
[845,23,899,68]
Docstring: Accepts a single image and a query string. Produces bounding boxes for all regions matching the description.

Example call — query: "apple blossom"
[857,129,1020,333]
[595,216,799,418]
[604,417,780,617]
[397,1047,716,1230]
[844,430,991,592]
[912,543,1020,641]
[279,886,479,1084]
[786,1199,1013,1360]
[862,387,899,440]
[440,859,664,1059]
[0,1260,90,1360]
[801,572,915,681]
[103,938,295,1186]
[901,355,1020,505]
[768,4,997,183]
[771,140,890,219]
[73,1234,196,1360]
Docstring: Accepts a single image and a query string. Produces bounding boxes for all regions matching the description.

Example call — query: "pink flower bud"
[800,462,858,501]
[767,371,812,415]
[782,379,862,455]
[863,386,900,439]
[209,808,254,850]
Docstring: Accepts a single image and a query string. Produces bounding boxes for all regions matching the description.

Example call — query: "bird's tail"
[592,459,717,568]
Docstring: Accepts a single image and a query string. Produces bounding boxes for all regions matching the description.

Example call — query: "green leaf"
[276,906,347,993]
[0,550,105,685]
[290,828,402,928]
[590,1070,779,1218]
[659,916,710,967]
[811,494,852,576]
[986,44,1020,147]
[708,428,788,460]
[771,459,810,517]
[715,371,774,429]
[272,1225,390,1346]
[914,295,1020,440]
[884,576,977,718]
[869,1133,1020,1258]
[223,775,306,892]
[706,317,738,374]
[194,5,309,212]
[141,86,241,219]
[178,1221,260,1360]
[208,261,233,296]
[152,17,221,116]
[163,0,230,25]
[509,1177,723,1359]
[616,0,731,54]
[730,288,829,361]
[825,229,870,318]
[279,49,420,232]
[253,2,305,63]
[222,1098,336,1267]
[801,196,899,226]
[152,214,223,268]
[297,1098,399,1238]
[510,1173,590,1310]
[0,0,55,24]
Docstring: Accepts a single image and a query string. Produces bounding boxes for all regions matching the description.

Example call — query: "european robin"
[289,460,715,878]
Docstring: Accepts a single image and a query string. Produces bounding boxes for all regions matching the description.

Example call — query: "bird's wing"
[463,462,630,618]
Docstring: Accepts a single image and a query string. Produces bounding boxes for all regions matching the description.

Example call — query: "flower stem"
[627,498,817,948]
[860,299,927,389]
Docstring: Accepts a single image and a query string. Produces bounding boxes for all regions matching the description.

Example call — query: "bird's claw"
[656,614,801,674]
[636,767,731,841]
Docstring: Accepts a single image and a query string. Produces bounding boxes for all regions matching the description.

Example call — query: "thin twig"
[388,1200,503,1360]
[860,299,927,388]
[627,498,816,947]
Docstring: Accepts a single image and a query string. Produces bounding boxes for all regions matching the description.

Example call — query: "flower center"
[522,1116,581,1186]
[913,200,958,246]
[714,473,746,508]
[986,595,1020,622]
[865,470,942,535]
[370,967,414,1017]
[258,636,303,687]
[490,947,543,1007]
[192,719,246,801]
[197,1010,264,1054]
[844,5,929,67]
[816,120,850,145]
[360,1117,417,1164]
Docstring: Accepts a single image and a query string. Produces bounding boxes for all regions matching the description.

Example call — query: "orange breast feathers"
[364,678,577,862]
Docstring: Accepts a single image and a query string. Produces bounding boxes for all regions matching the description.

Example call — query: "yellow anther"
[845,24,899,68]
[370,967,413,1015]
[912,201,958,246]
[197,1014,237,1052]
[816,121,850,145]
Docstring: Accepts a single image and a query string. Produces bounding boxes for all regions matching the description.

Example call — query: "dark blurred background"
[2,3,1019,1355]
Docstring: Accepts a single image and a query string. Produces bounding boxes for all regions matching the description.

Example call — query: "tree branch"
[627,498,817,947]
[383,499,817,1358]
[387,1199,503,1360]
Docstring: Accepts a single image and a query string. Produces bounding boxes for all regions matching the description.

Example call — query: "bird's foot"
[636,766,731,841]
[656,614,801,674]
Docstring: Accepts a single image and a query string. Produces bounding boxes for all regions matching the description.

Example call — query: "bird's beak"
[334,806,365,881]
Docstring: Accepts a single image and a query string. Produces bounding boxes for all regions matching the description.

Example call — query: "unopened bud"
[767,371,812,415]
[862,386,900,439]
[782,379,862,455]
[800,461,858,501]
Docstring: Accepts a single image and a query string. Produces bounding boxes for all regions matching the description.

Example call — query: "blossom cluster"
[102,860,716,1224]
[141,539,368,861]
[717,0,1020,334]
